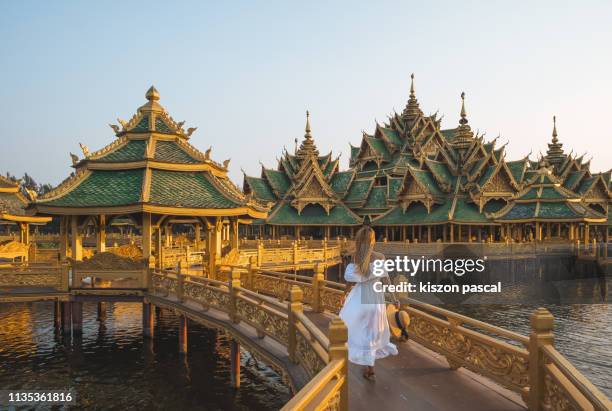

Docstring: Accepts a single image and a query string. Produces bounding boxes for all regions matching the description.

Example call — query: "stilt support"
[143,303,155,338]
[230,339,240,388]
[179,315,188,354]
[97,302,107,321]
[72,302,83,334]
[61,301,72,335]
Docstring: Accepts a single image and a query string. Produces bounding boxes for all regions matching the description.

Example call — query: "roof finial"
[304,110,312,139]
[146,86,160,101]
[552,115,558,141]
[459,92,468,125]
[410,73,415,99]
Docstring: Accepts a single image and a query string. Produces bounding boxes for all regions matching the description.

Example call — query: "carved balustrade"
[0,262,69,291]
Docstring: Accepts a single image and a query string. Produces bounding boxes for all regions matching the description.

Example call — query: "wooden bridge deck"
[306,311,527,411]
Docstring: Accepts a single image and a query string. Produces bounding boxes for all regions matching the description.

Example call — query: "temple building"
[243,112,362,239]
[243,75,611,242]
[29,87,267,273]
[0,176,50,260]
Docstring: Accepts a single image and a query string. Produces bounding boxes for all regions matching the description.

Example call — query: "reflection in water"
[447,304,612,398]
[0,302,291,410]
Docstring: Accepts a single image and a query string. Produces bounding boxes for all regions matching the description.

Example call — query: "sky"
[1,1,611,186]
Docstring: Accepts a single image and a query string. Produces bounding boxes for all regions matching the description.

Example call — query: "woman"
[339,226,398,380]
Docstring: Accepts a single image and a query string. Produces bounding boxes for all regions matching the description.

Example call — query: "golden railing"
[214,263,611,411]
[238,240,343,269]
[149,267,349,411]
[0,262,69,291]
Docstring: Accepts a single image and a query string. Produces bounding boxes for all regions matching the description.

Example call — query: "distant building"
[243,75,610,242]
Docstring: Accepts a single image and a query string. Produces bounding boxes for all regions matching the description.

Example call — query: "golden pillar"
[141,212,152,260]
[97,214,106,253]
[59,216,68,260]
[70,215,83,261]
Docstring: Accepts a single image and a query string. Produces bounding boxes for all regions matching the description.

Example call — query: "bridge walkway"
[306,311,526,411]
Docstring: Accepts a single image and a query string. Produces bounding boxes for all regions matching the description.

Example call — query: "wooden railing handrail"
[281,359,345,411]
[403,296,529,345]
[542,345,612,411]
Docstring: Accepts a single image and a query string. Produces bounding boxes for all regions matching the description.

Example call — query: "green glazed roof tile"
[131,115,149,132]
[264,169,291,195]
[154,117,173,134]
[149,170,240,208]
[387,177,403,200]
[41,170,143,207]
[497,203,537,220]
[154,140,199,164]
[380,127,402,145]
[245,176,276,202]
[330,171,354,194]
[507,160,527,182]
[345,179,373,202]
[363,186,387,209]
[96,140,146,162]
[267,202,361,225]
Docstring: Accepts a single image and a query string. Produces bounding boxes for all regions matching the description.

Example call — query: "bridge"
[0,260,610,411]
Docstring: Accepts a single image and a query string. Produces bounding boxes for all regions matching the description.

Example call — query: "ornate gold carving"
[295,332,326,378]
[409,315,529,391]
[235,299,289,345]
[543,373,579,411]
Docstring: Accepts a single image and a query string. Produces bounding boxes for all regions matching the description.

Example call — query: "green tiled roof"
[245,176,276,202]
[363,186,387,209]
[154,117,173,134]
[41,170,143,207]
[267,202,361,225]
[507,160,527,183]
[96,140,146,162]
[575,177,595,195]
[380,127,402,145]
[563,171,585,191]
[452,198,489,223]
[387,177,403,201]
[478,165,497,187]
[425,160,453,186]
[350,145,360,163]
[330,171,354,194]
[440,129,455,141]
[374,202,451,225]
[154,140,199,164]
[323,159,337,177]
[345,179,373,202]
[131,116,149,132]
[149,170,240,208]
[496,203,537,220]
[537,202,582,218]
[410,168,444,196]
[263,169,291,195]
[365,137,391,161]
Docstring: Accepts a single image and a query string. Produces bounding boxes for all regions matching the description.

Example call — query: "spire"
[459,92,468,125]
[305,110,312,139]
[401,73,423,124]
[146,86,160,101]
[545,115,565,169]
[451,91,474,152]
[296,110,319,158]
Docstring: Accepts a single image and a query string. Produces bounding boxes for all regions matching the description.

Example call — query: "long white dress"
[339,259,398,366]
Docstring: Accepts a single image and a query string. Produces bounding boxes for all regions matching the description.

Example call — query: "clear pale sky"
[1,1,610,186]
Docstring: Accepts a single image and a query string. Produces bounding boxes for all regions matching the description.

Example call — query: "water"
[448,304,612,398]
[0,302,291,410]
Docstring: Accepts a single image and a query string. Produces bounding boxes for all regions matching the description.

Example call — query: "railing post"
[248,256,257,290]
[528,307,554,411]
[328,318,349,411]
[312,263,325,313]
[293,240,298,265]
[288,285,303,364]
[257,242,263,266]
[229,268,241,323]
[60,261,70,291]
[144,256,155,290]
[178,260,188,302]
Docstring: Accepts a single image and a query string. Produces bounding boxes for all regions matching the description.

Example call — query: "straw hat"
[386,304,410,340]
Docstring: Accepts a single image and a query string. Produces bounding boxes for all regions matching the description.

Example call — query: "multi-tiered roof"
[0,175,49,225]
[32,87,267,219]
[243,112,361,226]
[246,75,610,228]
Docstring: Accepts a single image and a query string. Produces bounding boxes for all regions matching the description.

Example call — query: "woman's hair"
[353,226,375,276]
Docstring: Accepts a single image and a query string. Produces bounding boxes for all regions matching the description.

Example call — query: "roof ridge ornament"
[146,86,160,101]
[401,73,422,124]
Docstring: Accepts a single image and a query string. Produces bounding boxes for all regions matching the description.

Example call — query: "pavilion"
[29,87,267,274]
[0,175,50,260]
